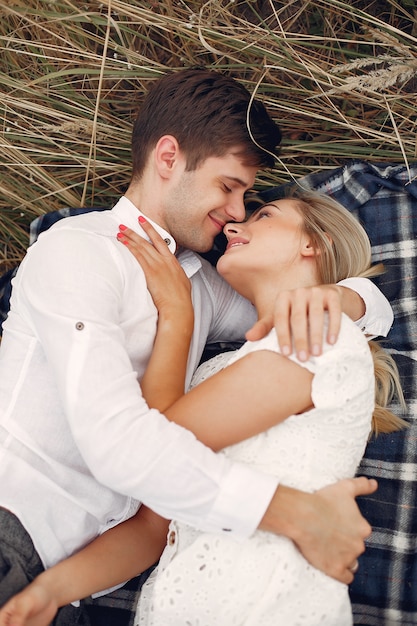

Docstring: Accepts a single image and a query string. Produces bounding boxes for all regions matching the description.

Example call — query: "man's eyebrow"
[224,176,253,190]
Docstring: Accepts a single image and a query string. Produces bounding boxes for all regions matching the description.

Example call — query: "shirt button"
[75,322,85,330]
[164,238,171,246]
[168,530,176,545]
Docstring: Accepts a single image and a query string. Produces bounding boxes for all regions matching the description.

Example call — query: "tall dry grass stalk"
[1,0,416,269]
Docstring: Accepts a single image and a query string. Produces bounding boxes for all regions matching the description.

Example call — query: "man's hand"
[259,477,378,584]
[246,284,352,361]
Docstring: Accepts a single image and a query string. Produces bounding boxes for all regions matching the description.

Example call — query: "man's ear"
[154,135,182,179]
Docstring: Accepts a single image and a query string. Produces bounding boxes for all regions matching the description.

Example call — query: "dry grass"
[1,0,416,270]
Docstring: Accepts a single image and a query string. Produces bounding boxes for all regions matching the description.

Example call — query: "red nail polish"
[138,216,146,224]
[119,224,127,231]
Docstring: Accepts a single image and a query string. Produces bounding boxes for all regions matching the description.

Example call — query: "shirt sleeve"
[197,257,257,343]
[338,276,393,338]
[202,267,393,343]
[309,323,374,413]
[16,227,277,540]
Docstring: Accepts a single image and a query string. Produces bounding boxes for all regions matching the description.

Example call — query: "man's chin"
[178,230,217,254]
[200,242,215,253]
[188,239,215,254]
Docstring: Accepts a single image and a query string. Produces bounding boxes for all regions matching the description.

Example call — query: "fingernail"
[138,216,146,223]
[298,350,307,362]
[329,334,336,345]
[281,345,291,356]
[312,344,320,356]
[119,224,127,231]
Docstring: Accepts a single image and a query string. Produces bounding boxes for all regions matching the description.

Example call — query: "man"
[0,68,390,623]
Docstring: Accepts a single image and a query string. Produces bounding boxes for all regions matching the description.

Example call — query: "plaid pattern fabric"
[262,160,417,625]
[0,268,16,333]
[82,570,154,626]
[1,161,417,624]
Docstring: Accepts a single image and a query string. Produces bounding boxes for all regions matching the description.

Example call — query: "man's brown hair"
[131,68,281,180]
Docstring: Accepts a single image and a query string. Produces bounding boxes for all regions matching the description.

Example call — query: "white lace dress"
[135,314,374,626]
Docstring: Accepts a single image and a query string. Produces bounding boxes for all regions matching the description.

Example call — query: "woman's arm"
[165,348,313,450]
[118,218,194,410]
[118,222,314,450]
[0,506,169,626]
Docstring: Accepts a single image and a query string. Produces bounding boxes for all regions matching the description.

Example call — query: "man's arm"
[247,278,393,360]
[260,478,378,584]
[18,225,265,538]
[338,276,393,338]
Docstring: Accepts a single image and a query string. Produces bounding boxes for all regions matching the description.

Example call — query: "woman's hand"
[0,583,58,626]
[117,217,192,319]
[117,216,193,409]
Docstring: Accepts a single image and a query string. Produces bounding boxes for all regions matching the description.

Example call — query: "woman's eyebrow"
[250,202,280,215]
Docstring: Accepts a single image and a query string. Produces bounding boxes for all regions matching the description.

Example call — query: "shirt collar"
[176,248,202,278]
[112,196,177,254]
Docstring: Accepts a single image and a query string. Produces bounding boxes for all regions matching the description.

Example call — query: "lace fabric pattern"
[135,315,374,626]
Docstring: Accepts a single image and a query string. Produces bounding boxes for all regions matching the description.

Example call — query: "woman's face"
[217,199,307,287]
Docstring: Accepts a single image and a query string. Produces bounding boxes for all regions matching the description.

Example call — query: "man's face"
[161,152,258,253]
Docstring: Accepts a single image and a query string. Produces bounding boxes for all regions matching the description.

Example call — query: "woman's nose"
[223,222,241,238]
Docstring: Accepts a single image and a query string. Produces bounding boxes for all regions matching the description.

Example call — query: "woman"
[0,190,405,626]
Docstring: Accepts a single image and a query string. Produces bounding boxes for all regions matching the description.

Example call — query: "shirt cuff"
[201,461,279,540]
[338,276,394,338]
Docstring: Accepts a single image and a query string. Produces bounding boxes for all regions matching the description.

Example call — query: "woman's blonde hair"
[256,187,407,435]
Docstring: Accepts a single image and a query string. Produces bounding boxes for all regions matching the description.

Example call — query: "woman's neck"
[250,274,319,321]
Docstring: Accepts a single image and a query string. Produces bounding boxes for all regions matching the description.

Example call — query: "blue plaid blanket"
[1,160,417,625]
[264,160,417,626]
[311,161,417,626]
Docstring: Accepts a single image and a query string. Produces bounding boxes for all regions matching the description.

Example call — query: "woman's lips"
[225,237,248,251]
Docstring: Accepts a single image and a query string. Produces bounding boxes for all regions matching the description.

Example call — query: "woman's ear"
[301,239,318,257]
[154,135,182,179]
[301,233,332,257]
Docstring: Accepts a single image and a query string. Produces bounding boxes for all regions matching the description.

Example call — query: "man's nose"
[225,197,246,223]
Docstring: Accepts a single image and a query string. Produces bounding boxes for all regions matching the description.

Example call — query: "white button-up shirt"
[0,196,393,570]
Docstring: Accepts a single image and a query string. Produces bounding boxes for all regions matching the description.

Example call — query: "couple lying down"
[0,189,406,626]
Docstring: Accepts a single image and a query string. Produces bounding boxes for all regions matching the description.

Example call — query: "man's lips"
[225,237,248,251]
[209,215,226,232]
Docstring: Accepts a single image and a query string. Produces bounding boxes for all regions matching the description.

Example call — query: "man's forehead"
[211,152,257,188]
